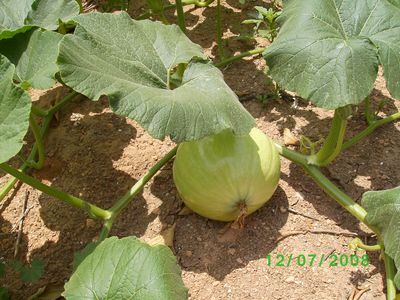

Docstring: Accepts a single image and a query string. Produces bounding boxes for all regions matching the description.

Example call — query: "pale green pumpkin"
[173,127,280,221]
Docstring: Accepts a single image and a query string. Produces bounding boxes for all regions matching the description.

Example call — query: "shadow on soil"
[151,163,289,280]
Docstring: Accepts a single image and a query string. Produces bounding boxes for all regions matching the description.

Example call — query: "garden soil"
[1,1,400,299]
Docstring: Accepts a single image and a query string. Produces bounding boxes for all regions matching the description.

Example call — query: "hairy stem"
[0,163,111,220]
[384,253,397,300]
[216,0,224,60]
[98,146,178,241]
[175,0,186,32]
[308,108,348,166]
[349,237,383,251]
[216,47,265,68]
[27,115,45,170]
[343,111,400,151]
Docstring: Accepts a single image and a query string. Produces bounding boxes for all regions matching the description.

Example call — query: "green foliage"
[72,242,99,270]
[57,12,255,143]
[63,237,188,300]
[101,0,128,12]
[362,186,400,289]
[0,29,62,89]
[242,6,280,42]
[0,0,79,39]
[264,0,400,109]
[26,0,80,31]
[0,55,31,164]
[0,287,10,300]
[12,258,45,283]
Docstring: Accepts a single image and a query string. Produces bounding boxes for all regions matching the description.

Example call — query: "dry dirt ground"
[1,1,400,299]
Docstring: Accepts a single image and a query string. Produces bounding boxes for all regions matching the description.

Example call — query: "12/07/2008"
[265,253,369,267]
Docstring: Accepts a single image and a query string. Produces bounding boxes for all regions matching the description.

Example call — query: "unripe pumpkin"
[173,128,280,221]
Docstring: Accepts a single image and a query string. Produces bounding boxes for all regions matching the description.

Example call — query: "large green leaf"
[362,186,400,288]
[264,0,400,109]
[26,0,80,31]
[0,29,62,89]
[0,55,31,164]
[0,0,33,39]
[63,237,188,300]
[57,12,255,142]
[0,0,79,40]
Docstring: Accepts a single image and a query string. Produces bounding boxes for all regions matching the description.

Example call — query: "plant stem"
[0,163,111,220]
[349,237,382,251]
[275,143,380,235]
[384,253,397,300]
[0,92,78,202]
[31,106,47,117]
[175,0,186,32]
[27,115,45,170]
[216,47,265,68]
[98,146,178,241]
[308,108,348,166]
[47,91,78,116]
[342,111,400,151]
[216,0,225,60]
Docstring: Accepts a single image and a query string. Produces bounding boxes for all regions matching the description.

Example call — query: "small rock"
[86,219,96,228]
[228,248,236,255]
[285,276,295,283]
[283,128,299,146]
[236,258,243,264]
[185,250,193,257]
[279,206,288,213]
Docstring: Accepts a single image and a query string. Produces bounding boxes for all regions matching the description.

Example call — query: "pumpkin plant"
[1,0,400,299]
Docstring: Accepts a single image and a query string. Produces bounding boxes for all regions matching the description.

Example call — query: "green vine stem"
[275,143,380,235]
[175,0,186,32]
[0,92,77,202]
[216,0,224,60]
[0,163,111,220]
[384,252,397,300]
[216,47,265,68]
[27,115,45,170]
[342,111,400,151]
[307,107,349,166]
[98,146,178,241]
[349,237,383,251]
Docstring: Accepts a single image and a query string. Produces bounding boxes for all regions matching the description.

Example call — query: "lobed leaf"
[57,12,255,142]
[0,55,31,164]
[362,186,400,288]
[0,29,62,89]
[63,236,188,300]
[264,0,400,109]
[26,0,80,31]
[0,0,79,39]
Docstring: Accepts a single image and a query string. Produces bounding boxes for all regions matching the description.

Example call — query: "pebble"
[185,250,193,257]
[228,248,236,255]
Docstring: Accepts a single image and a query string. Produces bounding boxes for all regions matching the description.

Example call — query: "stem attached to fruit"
[98,146,178,241]
[0,163,111,220]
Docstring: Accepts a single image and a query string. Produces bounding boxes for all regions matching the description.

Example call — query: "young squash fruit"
[173,128,280,222]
